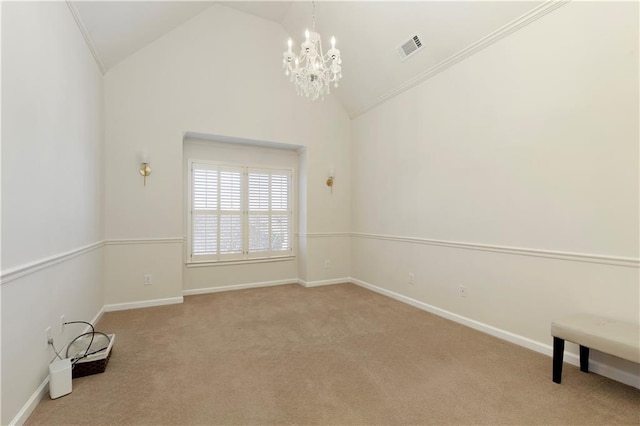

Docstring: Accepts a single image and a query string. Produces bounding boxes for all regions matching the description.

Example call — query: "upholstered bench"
[550,314,640,384]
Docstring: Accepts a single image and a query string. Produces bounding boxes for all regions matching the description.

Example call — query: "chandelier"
[282,1,342,101]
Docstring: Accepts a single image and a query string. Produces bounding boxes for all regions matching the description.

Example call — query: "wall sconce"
[326,168,335,194]
[138,151,151,186]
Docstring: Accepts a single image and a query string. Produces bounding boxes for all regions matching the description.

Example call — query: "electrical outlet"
[59,315,65,334]
[458,285,467,298]
[408,273,415,285]
[45,326,52,345]
[144,274,152,286]
[323,259,330,269]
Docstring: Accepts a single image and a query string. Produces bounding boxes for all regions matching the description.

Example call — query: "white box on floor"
[49,358,72,399]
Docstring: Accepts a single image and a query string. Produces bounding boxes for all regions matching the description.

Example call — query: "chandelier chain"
[312,0,316,31]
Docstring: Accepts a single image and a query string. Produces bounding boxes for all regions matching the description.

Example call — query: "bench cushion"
[551,314,640,364]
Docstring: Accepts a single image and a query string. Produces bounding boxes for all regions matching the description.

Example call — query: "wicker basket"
[71,334,115,379]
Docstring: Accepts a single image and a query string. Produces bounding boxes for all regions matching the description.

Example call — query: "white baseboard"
[183,279,297,296]
[90,305,106,327]
[588,358,640,389]
[183,278,348,295]
[350,278,640,389]
[351,278,547,352]
[8,378,49,426]
[9,303,106,426]
[104,296,183,312]
[298,278,350,288]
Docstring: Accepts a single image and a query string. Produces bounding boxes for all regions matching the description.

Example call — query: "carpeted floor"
[27,283,640,425]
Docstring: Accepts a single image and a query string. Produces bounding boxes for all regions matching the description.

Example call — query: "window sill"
[186,256,295,268]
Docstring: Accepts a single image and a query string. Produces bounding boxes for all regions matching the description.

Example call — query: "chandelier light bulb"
[305,29,310,41]
[331,36,336,48]
[287,38,292,53]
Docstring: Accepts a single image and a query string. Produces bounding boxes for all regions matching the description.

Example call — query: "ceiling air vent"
[398,34,423,62]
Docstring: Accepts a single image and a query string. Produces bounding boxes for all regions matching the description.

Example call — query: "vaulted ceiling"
[69,1,545,117]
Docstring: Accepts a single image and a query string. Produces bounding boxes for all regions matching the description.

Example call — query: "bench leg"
[580,345,589,373]
[553,337,564,384]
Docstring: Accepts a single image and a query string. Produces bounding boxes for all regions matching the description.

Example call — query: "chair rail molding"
[104,237,184,245]
[1,238,185,285]
[297,232,351,238]
[0,241,105,285]
[351,232,639,268]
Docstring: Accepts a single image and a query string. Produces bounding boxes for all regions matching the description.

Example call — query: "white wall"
[6,2,636,422]
[351,1,639,380]
[103,4,351,304]
[1,2,105,423]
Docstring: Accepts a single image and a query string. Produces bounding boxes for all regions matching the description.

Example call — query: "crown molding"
[352,0,570,118]
[66,1,107,75]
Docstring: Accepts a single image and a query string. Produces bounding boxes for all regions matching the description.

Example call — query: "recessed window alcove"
[182,132,307,292]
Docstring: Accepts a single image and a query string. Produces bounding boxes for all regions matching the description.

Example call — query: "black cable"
[64,321,99,366]
[65,331,110,365]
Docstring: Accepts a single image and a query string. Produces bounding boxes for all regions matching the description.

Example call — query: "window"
[189,161,293,263]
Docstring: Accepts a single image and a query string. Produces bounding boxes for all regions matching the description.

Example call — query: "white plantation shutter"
[193,215,217,256]
[191,163,244,261]
[249,215,270,253]
[271,215,289,251]
[248,172,270,254]
[190,161,292,263]
[270,173,290,253]
[218,168,243,257]
[192,168,218,257]
[247,168,292,258]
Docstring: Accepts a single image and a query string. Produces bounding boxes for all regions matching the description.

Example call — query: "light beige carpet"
[27,283,640,425]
